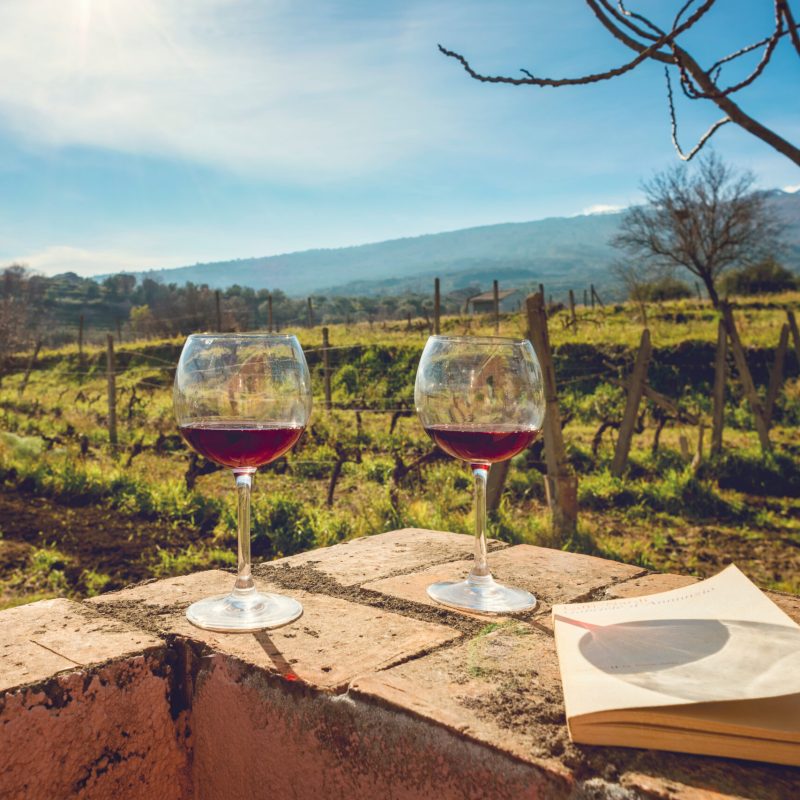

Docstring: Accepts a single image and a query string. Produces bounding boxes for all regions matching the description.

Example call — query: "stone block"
[363,544,646,618]
[350,619,569,773]
[260,528,505,587]
[0,599,189,800]
[0,597,162,692]
[191,649,569,800]
[90,569,460,691]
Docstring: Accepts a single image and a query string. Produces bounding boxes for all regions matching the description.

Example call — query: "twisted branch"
[439,0,800,166]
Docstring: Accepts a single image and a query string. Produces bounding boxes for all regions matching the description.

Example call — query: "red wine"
[179,421,304,468]
[424,424,540,464]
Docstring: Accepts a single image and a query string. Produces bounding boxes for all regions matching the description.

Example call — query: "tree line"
[0,265,482,352]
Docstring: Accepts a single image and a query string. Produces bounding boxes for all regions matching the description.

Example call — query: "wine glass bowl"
[415,335,545,613]
[174,333,312,632]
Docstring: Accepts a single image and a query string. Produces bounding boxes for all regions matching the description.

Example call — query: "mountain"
[120,190,800,297]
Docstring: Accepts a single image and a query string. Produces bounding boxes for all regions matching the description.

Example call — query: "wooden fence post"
[526,292,577,540]
[590,284,596,310]
[78,314,85,364]
[493,280,500,334]
[215,290,222,332]
[486,460,510,513]
[568,290,577,327]
[764,323,790,428]
[591,285,605,308]
[611,328,651,477]
[434,278,441,335]
[18,339,42,397]
[691,423,705,472]
[721,303,771,452]
[787,310,800,364]
[322,327,332,410]
[107,335,118,446]
[583,288,588,307]
[711,319,727,456]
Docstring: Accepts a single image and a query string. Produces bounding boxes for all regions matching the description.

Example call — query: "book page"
[552,565,800,719]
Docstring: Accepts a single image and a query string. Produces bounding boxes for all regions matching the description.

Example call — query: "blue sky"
[0,0,798,277]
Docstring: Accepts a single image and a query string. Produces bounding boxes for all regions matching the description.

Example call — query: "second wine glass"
[415,335,545,614]
[174,333,312,632]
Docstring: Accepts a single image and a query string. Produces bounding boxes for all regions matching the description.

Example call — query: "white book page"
[552,565,800,719]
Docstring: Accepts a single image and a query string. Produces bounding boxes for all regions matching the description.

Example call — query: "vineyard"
[1,292,799,610]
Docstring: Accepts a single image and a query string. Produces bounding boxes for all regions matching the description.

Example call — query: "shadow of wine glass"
[555,616,800,702]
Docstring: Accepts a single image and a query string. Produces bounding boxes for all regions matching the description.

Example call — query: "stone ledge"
[262,526,507,587]
[0,597,164,692]
[2,529,799,800]
[88,569,460,692]
[362,544,647,620]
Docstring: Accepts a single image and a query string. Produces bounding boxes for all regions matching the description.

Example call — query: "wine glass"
[173,333,312,631]
[415,335,545,613]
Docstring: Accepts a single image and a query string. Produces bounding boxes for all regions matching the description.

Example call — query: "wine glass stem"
[470,464,491,578]
[233,469,256,594]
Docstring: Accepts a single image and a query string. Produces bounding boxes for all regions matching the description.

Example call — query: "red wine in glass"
[424,423,540,464]
[179,421,304,469]
[415,335,545,614]
[173,332,312,632]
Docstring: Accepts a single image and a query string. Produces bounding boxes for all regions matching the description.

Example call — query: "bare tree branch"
[437,0,714,85]
[675,2,784,99]
[439,0,800,166]
[779,0,800,55]
[666,67,731,160]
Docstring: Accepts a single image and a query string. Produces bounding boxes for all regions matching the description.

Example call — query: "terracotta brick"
[363,544,646,618]
[90,569,460,691]
[191,654,569,800]
[262,527,505,587]
[350,619,571,773]
[1,655,191,800]
[0,598,162,691]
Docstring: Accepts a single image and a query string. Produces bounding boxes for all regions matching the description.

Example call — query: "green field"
[1,293,799,609]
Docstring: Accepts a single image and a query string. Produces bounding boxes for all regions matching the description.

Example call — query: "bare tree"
[611,153,781,307]
[439,1,800,165]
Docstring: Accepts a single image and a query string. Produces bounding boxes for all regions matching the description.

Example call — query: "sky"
[0,0,798,277]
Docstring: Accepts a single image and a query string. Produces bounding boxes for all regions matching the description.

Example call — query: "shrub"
[722,259,798,295]
[152,545,236,578]
[578,471,636,510]
[705,450,800,498]
[251,493,316,558]
[631,277,692,302]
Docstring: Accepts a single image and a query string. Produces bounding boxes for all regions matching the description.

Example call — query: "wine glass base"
[427,573,536,615]
[186,590,303,632]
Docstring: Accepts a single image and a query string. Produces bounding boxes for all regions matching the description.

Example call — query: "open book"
[552,565,800,766]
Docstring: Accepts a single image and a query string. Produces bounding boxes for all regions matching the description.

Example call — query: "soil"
[0,489,202,593]
[585,509,800,592]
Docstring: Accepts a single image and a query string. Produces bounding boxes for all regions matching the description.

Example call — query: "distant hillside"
[122,190,800,297]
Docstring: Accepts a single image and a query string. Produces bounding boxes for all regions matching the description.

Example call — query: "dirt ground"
[0,489,203,596]
[2,486,799,606]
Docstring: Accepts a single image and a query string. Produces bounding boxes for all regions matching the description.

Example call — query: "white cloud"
[19,244,185,277]
[783,184,800,193]
[0,0,449,179]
